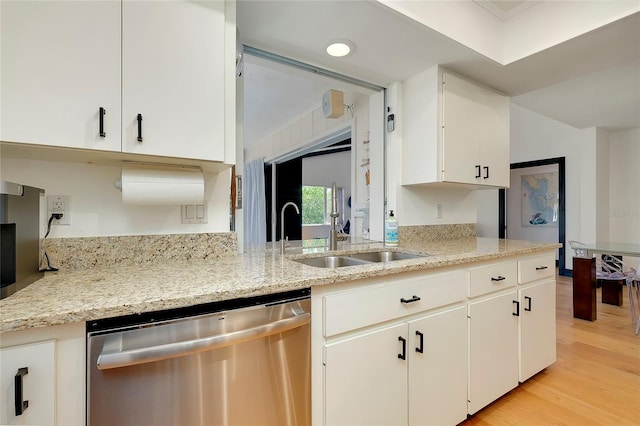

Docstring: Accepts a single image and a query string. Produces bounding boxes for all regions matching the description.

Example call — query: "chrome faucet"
[280,201,300,255]
[329,182,339,251]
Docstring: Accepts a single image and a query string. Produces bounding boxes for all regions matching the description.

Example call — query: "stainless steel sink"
[292,255,371,268]
[291,250,429,269]
[348,250,425,262]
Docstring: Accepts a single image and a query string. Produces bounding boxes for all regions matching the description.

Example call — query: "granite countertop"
[0,238,560,333]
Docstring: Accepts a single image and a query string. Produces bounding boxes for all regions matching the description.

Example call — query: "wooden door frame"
[499,157,568,276]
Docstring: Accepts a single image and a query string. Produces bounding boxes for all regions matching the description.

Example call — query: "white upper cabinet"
[1,1,229,163]
[121,1,225,161]
[402,66,510,188]
[0,1,121,152]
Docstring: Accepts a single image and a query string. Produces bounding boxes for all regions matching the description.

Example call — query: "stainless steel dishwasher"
[87,289,311,426]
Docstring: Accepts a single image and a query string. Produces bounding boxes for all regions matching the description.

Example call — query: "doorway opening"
[241,45,385,250]
[499,157,567,276]
[265,139,351,243]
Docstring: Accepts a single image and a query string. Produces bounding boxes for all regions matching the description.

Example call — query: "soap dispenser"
[385,210,398,246]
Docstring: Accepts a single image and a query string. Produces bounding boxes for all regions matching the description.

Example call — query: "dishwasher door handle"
[97,311,310,370]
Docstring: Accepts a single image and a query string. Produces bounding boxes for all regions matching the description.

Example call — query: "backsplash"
[398,224,476,245]
[41,227,474,271]
[44,232,237,270]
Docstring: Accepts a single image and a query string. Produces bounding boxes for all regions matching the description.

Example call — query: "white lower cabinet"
[519,279,557,382]
[408,307,467,425]
[0,322,85,426]
[467,253,557,415]
[467,291,519,415]
[0,341,55,425]
[324,323,407,426]
[323,306,468,426]
[315,269,468,426]
[315,253,556,424]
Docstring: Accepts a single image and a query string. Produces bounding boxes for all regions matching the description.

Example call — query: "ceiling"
[241,54,377,146]
[238,1,640,147]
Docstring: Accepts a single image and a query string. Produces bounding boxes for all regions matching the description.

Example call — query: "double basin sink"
[292,250,428,269]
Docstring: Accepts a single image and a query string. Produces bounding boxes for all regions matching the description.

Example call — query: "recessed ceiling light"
[326,39,355,57]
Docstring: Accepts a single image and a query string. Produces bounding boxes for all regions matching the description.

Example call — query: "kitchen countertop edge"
[0,239,561,334]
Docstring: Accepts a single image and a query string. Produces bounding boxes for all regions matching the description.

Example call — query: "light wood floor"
[462,274,640,426]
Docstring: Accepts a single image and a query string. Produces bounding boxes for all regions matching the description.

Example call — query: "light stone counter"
[0,237,560,333]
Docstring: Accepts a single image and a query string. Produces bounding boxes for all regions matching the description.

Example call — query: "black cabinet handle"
[483,166,489,179]
[99,107,106,138]
[525,296,532,311]
[398,336,406,360]
[491,276,506,282]
[535,266,548,270]
[513,300,520,316]
[415,331,424,353]
[15,367,29,416]
[136,113,143,142]
[400,295,421,304]
[475,165,481,178]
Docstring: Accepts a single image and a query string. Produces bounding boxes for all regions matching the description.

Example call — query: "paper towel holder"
[113,163,203,189]
[114,165,205,205]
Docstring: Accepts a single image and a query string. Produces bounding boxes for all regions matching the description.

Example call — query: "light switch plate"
[181,204,207,224]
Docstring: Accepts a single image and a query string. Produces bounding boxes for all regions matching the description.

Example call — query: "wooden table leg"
[600,278,624,306]
[573,257,596,321]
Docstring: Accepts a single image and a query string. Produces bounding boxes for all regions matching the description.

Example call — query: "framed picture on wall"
[521,172,559,227]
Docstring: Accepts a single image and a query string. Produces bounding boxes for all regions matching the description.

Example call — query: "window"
[302,185,333,225]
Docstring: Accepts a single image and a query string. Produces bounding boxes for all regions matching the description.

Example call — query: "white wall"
[476,189,499,238]
[595,128,611,243]
[477,103,640,270]
[0,157,231,237]
[244,95,354,164]
[302,151,351,239]
[608,128,640,244]
[303,151,351,191]
[510,104,599,259]
[396,186,477,226]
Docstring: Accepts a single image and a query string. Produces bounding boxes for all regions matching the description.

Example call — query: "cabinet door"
[324,324,407,426]
[441,71,509,187]
[0,341,55,425]
[477,86,509,187]
[0,1,121,151]
[408,306,467,426]
[468,291,519,414]
[519,279,557,382]
[122,0,225,161]
[441,72,481,185]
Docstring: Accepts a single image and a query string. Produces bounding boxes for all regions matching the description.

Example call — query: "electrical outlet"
[47,195,71,225]
[436,203,443,219]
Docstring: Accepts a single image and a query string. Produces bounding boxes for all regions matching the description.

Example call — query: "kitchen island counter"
[0,238,559,333]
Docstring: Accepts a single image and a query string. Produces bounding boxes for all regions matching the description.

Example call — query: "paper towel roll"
[117,168,204,205]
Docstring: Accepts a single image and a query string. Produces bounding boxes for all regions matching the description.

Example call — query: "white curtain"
[243,158,267,251]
